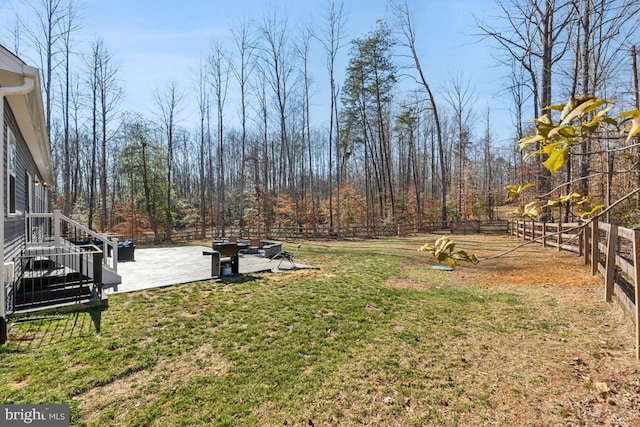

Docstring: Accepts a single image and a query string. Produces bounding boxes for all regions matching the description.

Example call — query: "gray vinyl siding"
[3,98,45,264]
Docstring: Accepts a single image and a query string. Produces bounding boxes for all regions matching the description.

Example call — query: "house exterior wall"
[3,98,47,264]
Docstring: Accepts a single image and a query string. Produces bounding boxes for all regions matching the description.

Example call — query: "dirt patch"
[379,234,640,426]
[78,343,229,424]
[268,269,321,283]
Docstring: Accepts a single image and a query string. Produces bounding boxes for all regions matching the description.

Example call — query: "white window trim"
[27,172,33,214]
[6,128,17,216]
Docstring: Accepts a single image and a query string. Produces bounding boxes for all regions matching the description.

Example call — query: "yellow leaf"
[447,257,457,269]
[625,117,640,143]
[560,98,605,126]
[523,201,539,219]
[545,102,567,111]
[543,147,570,174]
[518,134,544,152]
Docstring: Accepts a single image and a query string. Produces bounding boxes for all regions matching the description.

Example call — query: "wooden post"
[583,224,590,265]
[591,220,599,276]
[633,227,640,359]
[532,220,536,241]
[579,228,584,257]
[604,224,617,302]
[557,221,562,251]
[542,222,547,247]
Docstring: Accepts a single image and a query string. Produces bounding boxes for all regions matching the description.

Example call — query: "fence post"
[633,227,640,359]
[528,220,533,241]
[591,220,599,276]
[557,221,562,251]
[542,222,547,247]
[604,224,617,302]
[578,228,584,257]
[583,224,589,265]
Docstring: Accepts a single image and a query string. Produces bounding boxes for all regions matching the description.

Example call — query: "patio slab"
[104,245,306,294]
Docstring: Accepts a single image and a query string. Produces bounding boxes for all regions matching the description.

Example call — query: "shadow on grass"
[219,274,263,285]
[2,308,104,353]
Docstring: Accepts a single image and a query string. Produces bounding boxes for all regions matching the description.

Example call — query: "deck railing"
[26,210,119,273]
[7,246,104,314]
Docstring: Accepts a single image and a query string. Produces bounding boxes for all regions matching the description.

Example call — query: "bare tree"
[443,74,477,219]
[567,0,640,197]
[23,0,67,139]
[85,37,119,230]
[317,0,348,231]
[59,0,80,216]
[230,20,256,229]
[477,0,573,219]
[154,80,184,238]
[260,11,298,196]
[389,0,447,225]
[97,42,120,230]
[208,41,231,235]
[193,56,210,237]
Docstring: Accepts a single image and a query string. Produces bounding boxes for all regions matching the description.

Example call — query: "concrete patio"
[104,245,306,294]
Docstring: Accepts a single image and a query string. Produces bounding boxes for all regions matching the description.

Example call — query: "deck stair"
[6,211,118,316]
[12,246,105,315]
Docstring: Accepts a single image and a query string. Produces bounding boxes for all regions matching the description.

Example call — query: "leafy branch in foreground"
[418,237,478,269]
[509,96,640,222]
[419,97,640,268]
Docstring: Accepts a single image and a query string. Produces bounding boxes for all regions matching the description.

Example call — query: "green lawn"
[1,237,638,426]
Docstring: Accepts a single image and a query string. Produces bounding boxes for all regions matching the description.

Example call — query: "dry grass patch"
[78,343,229,424]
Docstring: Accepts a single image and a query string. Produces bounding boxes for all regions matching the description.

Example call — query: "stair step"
[31,258,56,269]
[20,273,85,292]
[17,282,92,298]
[15,284,94,310]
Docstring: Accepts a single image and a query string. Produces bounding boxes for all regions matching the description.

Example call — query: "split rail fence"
[510,219,640,359]
[110,220,510,245]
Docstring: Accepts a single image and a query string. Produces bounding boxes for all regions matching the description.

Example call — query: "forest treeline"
[3,0,640,241]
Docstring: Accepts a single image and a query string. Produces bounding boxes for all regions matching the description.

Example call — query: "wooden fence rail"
[109,220,510,246]
[510,219,640,359]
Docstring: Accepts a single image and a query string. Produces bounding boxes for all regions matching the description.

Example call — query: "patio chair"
[272,243,302,270]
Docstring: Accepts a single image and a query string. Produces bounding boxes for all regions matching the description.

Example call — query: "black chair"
[272,243,302,270]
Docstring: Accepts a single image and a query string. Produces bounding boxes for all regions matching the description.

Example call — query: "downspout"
[0,76,35,344]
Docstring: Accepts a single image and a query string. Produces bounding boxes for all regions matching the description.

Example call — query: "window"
[7,129,16,215]
[34,175,45,213]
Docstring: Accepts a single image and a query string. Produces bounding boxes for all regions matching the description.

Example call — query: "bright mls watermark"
[1,405,69,426]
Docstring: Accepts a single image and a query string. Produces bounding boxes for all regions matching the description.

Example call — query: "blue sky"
[0,0,513,144]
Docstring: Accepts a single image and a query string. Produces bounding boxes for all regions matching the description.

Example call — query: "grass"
[1,235,639,426]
